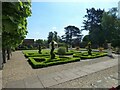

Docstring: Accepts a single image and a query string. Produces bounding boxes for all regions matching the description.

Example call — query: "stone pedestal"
[107,43,112,56]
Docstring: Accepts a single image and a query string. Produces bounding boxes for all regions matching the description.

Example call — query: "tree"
[47,32,54,44]
[82,35,90,42]
[63,25,81,49]
[47,31,59,44]
[54,31,58,42]
[82,8,104,47]
[50,41,55,59]
[101,8,120,48]
[36,39,44,45]
[87,42,92,55]
[2,1,31,62]
[101,12,116,43]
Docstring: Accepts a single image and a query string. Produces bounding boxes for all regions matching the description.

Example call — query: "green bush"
[57,47,66,55]
[28,57,80,68]
[73,53,81,57]
[24,52,49,58]
[24,46,28,50]
[65,52,73,55]
[80,52,107,59]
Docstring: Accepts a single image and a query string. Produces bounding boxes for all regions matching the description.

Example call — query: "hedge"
[80,53,107,59]
[24,52,49,58]
[28,57,80,68]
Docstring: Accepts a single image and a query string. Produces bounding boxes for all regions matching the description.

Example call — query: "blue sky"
[26,1,119,40]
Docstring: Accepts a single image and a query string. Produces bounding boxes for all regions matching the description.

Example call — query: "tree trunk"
[7,48,11,60]
[66,44,68,52]
[2,48,7,63]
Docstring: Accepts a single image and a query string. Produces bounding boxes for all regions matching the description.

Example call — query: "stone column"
[107,43,112,56]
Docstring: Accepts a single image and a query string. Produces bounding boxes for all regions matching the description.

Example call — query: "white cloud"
[52,27,57,30]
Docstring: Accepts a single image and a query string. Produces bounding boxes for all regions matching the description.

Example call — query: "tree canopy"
[82,8,105,46]
[62,25,82,47]
[2,1,32,62]
[2,1,32,49]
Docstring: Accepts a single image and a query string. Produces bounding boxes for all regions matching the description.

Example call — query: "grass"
[23,49,108,68]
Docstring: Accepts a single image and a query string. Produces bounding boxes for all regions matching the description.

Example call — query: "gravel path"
[2,51,119,88]
[49,65,118,88]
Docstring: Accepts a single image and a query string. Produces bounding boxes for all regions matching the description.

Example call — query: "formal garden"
[1,1,120,69]
[23,41,107,68]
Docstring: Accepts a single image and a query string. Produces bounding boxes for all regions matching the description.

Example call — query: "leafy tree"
[63,25,81,50]
[47,32,54,44]
[101,12,116,43]
[47,31,59,44]
[82,8,104,46]
[38,45,42,54]
[36,39,44,45]
[2,1,31,62]
[82,35,90,42]
[54,31,58,42]
[101,8,120,48]
[50,41,55,59]
[87,42,92,55]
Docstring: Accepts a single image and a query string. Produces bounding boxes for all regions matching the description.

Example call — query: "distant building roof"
[23,39,34,45]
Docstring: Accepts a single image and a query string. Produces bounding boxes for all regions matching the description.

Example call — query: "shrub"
[87,42,92,55]
[73,53,81,57]
[29,45,33,49]
[80,52,107,59]
[28,57,80,68]
[50,41,55,59]
[24,46,28,50]
[34,57,46,62]
[57,47,66,55]
[38,45,42,54]
[24,52,49,58]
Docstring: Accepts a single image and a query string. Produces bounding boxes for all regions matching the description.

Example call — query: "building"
[22,39,34,46]
[18,39,35,49]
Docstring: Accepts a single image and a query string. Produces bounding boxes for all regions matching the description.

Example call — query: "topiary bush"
[57,47,66,55]
[38,45,42,54]
[50,41,55,59]
[87,42,92,55]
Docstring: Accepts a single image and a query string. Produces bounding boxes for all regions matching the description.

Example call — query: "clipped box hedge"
[28,57,80,68]
[73,52,107,59]
[80,52,107,59]
[24,52,49,58]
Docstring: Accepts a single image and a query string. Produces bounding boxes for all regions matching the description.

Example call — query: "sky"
[26,0,119,40]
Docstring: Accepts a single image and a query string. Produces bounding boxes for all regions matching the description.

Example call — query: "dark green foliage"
[28,57,80,69]
[82,8,104,46]
[23,52,49,58]
[66,44,68,52]
[62,25,82,50]
[57,47,66,55]
[80,52,107,59]
[24,49,107,68]
[50,41,55,59]
[48,32,54,44]
[47,31,59,44]
[38,45,42,54]
[73,51,107,59]
[87,42,92,55]
[73,53,81,57]
[2,1,31,62]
